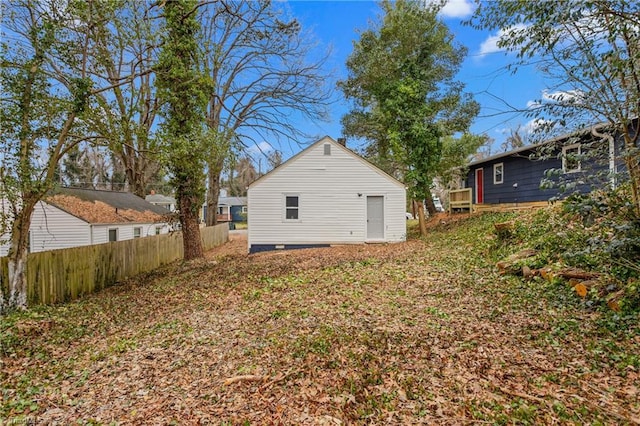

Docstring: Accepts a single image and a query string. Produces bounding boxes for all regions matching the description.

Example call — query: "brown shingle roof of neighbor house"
[46,187,171,224]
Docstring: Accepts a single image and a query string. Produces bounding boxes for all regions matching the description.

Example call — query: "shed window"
[133,227,142,238]
[493,163,504,184]
[108,228,118,242]
[563,144,581,173]
[324,143,331,155]
[285,195,299,220]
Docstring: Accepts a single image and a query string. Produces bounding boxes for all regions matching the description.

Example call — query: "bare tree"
[267,150,283,171]
[83,0,162,197]
[229,157,258,196]
[199,0,333,225]
[62,144,98,188]
[500,125,529,152]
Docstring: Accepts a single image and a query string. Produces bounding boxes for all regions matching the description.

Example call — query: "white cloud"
[541,89,585,104]
[478,33,502,56]
[526,89,585,111]
[248,141,273,154]
[438,0,475,18]
[523,118,553,135]
[478,24,528,57]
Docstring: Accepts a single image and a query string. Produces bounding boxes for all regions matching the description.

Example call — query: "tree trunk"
[0,257,5,313]
[206,157,224,226]
[7,250,28,311]
[125,161,145,198]
[415,198,428,237]
[133,169,145,198]
[5,199,36,313]
[178,190,204,260]
[424,192,437,216]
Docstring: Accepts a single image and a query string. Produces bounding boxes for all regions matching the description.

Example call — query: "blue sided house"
[463,121,637,209]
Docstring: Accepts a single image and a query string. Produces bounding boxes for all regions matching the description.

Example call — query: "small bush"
[562,184,640,281]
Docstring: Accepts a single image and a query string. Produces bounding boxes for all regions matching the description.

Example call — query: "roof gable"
[249,136,405,189]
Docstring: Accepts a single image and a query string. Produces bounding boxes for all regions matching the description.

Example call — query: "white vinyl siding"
[21,202,91,255]
[92,223,168,244]
[1,200,171,256]
[248,137,406,248]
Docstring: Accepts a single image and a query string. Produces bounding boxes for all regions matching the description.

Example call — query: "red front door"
[475,168,484,204]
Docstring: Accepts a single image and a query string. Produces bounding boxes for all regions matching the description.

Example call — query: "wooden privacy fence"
[0,224,228,306]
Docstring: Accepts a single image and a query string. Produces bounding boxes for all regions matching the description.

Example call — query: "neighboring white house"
[247,136,406,253]
[145,192,176,212]
[1,187,172,257]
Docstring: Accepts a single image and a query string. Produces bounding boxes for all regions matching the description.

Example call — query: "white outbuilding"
[247,136,406,253]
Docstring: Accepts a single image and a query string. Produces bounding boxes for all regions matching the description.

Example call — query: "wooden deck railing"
[448,188,472,213]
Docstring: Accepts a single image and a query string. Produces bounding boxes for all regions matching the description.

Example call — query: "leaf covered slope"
[2,214,639,424]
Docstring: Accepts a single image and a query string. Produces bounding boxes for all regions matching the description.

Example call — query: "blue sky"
[250,0,549,162]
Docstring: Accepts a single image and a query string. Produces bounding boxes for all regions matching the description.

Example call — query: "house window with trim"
[284,195,299,220]
[133,227,142,238]
[155,226,162,235]
[241,206,247,213]
[493,163,504,184]
[108,228,118,242]
[563,144,581,173]
[324,143,331,155]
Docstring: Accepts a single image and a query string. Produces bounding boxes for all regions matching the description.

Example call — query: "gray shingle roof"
[218,196,247,206]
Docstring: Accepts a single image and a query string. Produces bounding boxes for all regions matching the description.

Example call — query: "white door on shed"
[366,196,384,240]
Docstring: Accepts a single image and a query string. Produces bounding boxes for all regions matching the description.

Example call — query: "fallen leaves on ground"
[1,215,639,425]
